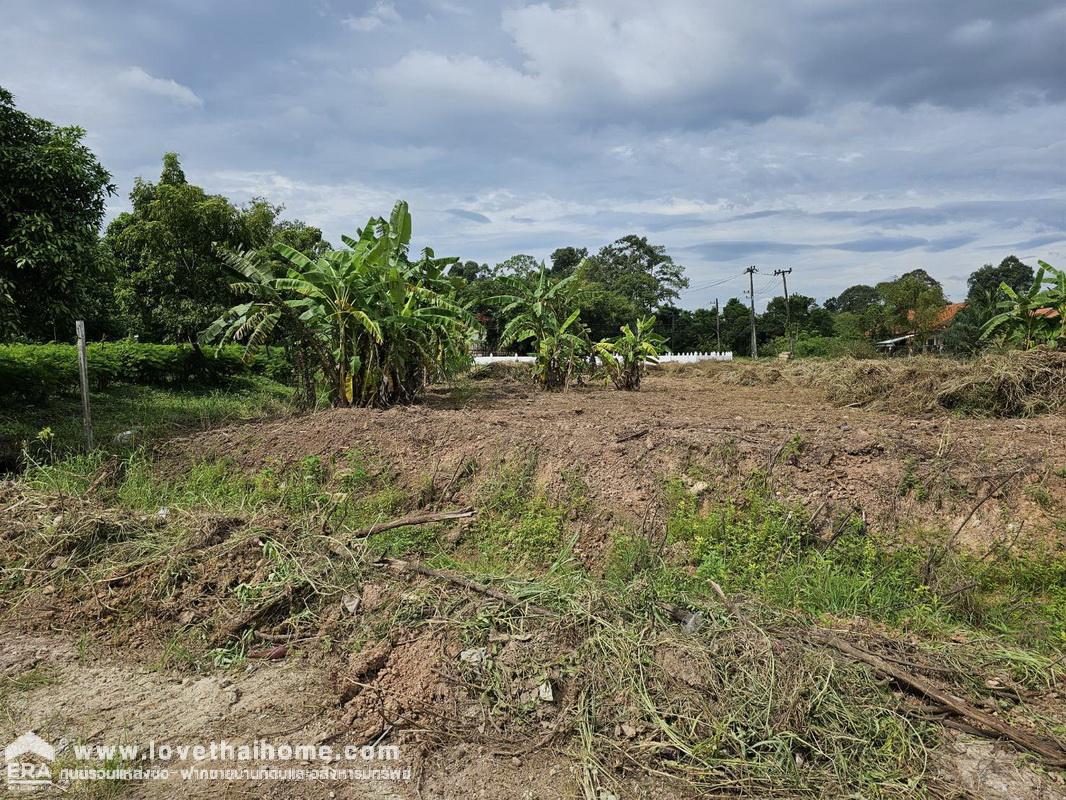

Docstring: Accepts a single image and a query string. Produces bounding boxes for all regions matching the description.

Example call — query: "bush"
[767,333,876,359]
[0,342,286,402]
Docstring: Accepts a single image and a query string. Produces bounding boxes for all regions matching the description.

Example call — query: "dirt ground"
[3,365,1064,799]
[161,365,1066,558]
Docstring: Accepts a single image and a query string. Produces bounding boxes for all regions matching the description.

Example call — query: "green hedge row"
[0,342,289,402]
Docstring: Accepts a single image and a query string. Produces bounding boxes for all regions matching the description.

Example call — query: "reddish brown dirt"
[160,368,1066,559]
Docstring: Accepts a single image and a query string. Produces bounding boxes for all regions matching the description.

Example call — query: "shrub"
[766,333,876,359]
[0,342,282,402]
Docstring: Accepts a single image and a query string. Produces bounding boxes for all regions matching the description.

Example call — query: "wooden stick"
[75,320,93,451]
[325,508,475,555]
[384,558,554,618]
[822,635,1066,767]
[350,508,474,540]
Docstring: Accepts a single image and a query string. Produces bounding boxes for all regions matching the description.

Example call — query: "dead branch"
[821,635,1066,767]
[383,558,554,618]
[615,428,649,444]
[326,508,475,556]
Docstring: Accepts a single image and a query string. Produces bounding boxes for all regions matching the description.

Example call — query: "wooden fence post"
[76,320,93,451]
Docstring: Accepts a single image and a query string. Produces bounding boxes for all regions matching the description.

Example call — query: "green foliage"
[967,256,1034,302]
[824,284,882,315]
[576,234,688,314]
[104,154,320,344]
[548,246,587,277]
[493,264,589,390]
[1,378,290,468]
[0,87,115,341]
[206,200,475,407]
[666,480,1066,650]
[759,294,834,342]
[980,261,1065,349]
[0,341,286,403]
[767,333,876,359]
[594,315,665,390]
[876,269,947,346]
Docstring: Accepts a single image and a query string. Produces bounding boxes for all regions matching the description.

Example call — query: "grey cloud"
[446,208,492,224]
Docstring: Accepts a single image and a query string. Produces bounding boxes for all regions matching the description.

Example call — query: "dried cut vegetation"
[2,363,1065,799]
[709,349,1066,417]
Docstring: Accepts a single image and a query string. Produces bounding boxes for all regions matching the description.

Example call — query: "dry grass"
[692,350,1066,417]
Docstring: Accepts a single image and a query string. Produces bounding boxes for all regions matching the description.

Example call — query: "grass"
[1,376,293,470]
[3,447,1064,798]
[662,475,1066,656]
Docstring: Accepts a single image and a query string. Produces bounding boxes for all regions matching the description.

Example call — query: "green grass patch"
[3,377,292,469]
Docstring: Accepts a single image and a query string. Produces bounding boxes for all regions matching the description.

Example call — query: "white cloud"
[343,1,401,32]
[373,51,548,109]
[117,66,203,108]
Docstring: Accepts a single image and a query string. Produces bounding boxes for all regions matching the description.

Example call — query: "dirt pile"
[158,369,1066,554]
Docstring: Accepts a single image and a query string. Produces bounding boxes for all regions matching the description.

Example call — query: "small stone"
[459,647,488,665]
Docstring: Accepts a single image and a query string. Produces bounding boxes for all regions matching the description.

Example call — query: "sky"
[3,0,1066,309]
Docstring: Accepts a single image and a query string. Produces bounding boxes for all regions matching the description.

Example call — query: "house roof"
[897,301,967,335]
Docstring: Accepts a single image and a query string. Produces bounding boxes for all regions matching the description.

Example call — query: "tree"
[549,246,587,277]
[577,235,688,313]
[824,284,881,314]
[494,254,541,279]
[876,271,947,349]
[966,256,1033,302]
[106,154,286,343]
[0,87,115,340]
[759,294,833,341]
[719,298,754,356]
[206,201,475,407]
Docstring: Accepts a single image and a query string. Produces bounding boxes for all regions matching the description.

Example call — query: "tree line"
[2,87,1062,372]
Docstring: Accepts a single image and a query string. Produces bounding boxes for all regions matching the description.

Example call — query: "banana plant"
[491,264,590,389]
[203,201,476,407]
[980,264,1057,350]
[594,316,666,390]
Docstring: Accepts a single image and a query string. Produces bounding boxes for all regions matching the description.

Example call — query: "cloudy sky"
[4,0,1066,308]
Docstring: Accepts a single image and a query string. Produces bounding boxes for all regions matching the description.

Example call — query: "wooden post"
[76,320,93,451]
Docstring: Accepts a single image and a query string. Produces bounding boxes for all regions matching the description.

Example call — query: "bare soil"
[3,365,1064,799]
[161,366,1066,558]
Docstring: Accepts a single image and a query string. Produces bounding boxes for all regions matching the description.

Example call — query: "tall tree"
[105,154,285,343]
[824,284,881,314]
[876,270,947,347]
[549,246,587,277]
[0,87,114,340]
[577,235,688,313]
[966,256,1033,302]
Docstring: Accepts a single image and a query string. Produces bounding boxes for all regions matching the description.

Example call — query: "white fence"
[473,351,733,365]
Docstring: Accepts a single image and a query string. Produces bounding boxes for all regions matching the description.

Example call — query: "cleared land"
[2,361,1064,799]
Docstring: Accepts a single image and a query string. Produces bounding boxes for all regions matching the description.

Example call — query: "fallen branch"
[821,635,1066,767]
[325,508,475,557]
[615,428,649,444]
[352,508,474,540]
[383,558,554,618]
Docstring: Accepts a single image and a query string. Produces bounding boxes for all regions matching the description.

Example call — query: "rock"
[341,593,361,615]
[459,647,488,665]
[112,429,137,445]
[537,681,554,702]
[687,481,709,497]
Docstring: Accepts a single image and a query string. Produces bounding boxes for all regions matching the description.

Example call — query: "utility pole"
[774,268,794,355]
[714,298,721,354]
[744,266,759,358]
